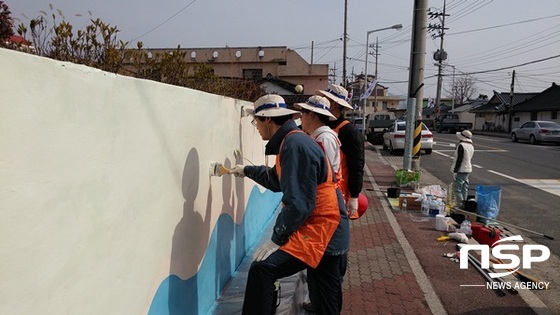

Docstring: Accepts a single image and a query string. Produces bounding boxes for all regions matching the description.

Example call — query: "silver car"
[382,120,433,155]
[511,120,560,144]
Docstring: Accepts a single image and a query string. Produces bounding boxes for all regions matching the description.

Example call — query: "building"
[126,46,329,95]
[4,35,34,52]
[470,92,538,131]
[348,75,401,118]
[510,83,560,127]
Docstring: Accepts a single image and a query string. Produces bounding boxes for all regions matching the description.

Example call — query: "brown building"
[130,46,329,95]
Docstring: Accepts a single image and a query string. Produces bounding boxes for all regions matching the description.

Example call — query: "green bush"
[9,4,264,101]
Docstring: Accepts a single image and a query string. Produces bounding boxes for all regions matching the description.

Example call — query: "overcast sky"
[7,0,560,100]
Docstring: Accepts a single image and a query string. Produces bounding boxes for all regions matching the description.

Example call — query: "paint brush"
[209,161,230,177]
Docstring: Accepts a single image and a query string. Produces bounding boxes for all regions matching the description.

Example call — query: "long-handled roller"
[467,253,506,297]
[489,256,546,287]
[469,253,518,295]
[451,207,554,240]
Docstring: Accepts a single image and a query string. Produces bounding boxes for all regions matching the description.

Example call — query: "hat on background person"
[456,130,473,142]
[294,95,337,121]
[316,84,353,109]
[245,94,301,118]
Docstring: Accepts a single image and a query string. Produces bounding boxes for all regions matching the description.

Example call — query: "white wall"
[0,48,281,315]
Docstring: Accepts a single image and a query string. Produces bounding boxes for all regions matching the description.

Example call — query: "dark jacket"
[329,116,365,198]
[244,120,349,256]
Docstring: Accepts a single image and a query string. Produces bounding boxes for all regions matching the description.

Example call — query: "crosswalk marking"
[432,150,560,197]
[488,170,560,198]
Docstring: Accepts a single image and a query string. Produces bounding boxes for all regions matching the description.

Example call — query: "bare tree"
[444,74,477,105]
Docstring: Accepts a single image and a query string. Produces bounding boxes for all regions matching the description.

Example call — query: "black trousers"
[242,250,343,315]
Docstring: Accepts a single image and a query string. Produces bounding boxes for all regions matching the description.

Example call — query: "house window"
[530,112,538,120]
[243,68,263,79]
[552,111,558,119]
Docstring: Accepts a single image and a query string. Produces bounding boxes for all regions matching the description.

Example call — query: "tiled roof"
[511,83,560,112]
[469,92,538,113]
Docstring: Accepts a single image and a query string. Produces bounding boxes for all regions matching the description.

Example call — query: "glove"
[347,197,359,218]
[253,240,280,262]
[229,164,246,177]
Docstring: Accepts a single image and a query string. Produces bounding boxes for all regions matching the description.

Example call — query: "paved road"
[379,132,560,313]
[424,133,560,256]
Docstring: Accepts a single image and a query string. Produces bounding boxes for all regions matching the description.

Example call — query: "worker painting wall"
[0,48,281,315]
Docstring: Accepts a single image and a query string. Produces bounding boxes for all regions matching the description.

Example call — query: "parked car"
[382,120,433,155]
[511,120,560,144]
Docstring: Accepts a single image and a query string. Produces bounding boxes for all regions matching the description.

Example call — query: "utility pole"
[403,0,428,170]
[451,65,456,113]
[374,37,379,111]
[509,70,515,132]
[310,41,314,67]
[329,63,338,84]
[428,0,449,115]
[342,0,348,86]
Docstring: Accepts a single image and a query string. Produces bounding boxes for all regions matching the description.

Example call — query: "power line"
[131,0,198,42]
[448,13,560,36]
[454,53,560,76]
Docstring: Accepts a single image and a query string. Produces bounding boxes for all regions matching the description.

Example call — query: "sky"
[7,0,560,100]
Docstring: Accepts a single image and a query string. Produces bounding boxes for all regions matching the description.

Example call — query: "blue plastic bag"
[476,185,501,224]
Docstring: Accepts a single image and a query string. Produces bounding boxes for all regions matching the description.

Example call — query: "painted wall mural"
[0,48,280,315]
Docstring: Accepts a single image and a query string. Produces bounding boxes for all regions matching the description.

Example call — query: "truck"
[365,111,396,144]
[352,117,365,134]
[433,113,472,133]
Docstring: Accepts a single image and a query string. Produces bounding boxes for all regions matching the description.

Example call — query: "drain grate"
[385,156,403,164]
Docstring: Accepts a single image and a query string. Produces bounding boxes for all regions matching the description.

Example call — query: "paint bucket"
[435,215,450,231]
[465,199,477,213]
[387,187,400,198]
[472,224,500,247]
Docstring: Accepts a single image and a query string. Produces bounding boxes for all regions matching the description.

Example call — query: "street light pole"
[451,65,456,113]
[342,0,348,86]
[362,24,403,136]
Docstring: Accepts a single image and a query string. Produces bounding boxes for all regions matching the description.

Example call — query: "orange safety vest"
[332,120,350,202]
[276,130,340,268]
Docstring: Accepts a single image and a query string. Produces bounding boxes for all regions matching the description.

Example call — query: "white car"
[382,120,433,155]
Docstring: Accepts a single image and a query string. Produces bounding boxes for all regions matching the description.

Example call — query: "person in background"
[317,84,365,219]
[295,95,341,184]
[295,95,348,313]
[230,94,349,314]
[451,130,474,207]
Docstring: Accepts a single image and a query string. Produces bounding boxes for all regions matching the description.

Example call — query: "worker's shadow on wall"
[214,119,249,296]
[214,158,236,299]
[168,148,211,314]
[234,120,248,259]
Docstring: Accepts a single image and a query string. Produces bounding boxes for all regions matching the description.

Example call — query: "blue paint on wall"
[148,186,282,315]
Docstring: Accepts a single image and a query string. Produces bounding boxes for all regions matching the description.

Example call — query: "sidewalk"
[213,141,552,315]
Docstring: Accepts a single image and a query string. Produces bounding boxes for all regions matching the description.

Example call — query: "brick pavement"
[341,146,432,315]
[214,141,551,315]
